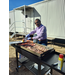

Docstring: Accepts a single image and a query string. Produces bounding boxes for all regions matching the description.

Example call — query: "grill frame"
[11,42,65,75]
[14,42,55,58]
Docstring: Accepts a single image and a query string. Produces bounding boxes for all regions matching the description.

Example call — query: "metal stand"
[16,49,19,72]
[12,44,65,75]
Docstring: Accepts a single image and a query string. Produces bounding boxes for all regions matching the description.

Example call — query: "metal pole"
[33,8,35,30]
[30,9,31,32]
[13,9,16,41]
[24,5,26,35]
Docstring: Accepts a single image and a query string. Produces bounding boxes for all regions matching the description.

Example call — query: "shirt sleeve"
[29,28,36,35]
[33,26,46,39]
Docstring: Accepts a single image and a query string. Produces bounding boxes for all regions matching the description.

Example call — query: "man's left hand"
[27,37,31,40]
[27,37,33,40]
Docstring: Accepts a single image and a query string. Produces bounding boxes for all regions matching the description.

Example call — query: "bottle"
[58,54,64,70]
[22,38,25,42]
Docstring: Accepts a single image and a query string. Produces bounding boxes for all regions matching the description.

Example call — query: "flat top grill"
[10,40,65,75]
[16,40,55,57]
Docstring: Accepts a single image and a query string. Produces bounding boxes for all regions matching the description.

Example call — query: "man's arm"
[33,26,46,39]
[25,28,36,39]
[29,29,36,35]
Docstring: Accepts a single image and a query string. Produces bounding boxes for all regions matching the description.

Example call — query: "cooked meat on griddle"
[34,45,47,52]
[18,41,48,54]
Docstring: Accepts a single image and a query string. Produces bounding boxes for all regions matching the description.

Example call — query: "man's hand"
[25,34,30,38]
[27,37,31,40]
[27,37,33,40]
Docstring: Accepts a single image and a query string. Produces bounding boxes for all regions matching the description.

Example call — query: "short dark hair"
[35,19,41,23]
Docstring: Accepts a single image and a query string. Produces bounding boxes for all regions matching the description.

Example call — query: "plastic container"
[22,39,24,42]
[19,53,24,59]
[58,54,64,70]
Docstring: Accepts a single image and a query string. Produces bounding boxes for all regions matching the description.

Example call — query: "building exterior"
[9,0,65,39]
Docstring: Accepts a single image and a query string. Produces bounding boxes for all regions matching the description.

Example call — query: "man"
[26,19,47,46]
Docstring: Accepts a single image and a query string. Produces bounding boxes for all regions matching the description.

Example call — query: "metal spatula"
[25,37,27,42]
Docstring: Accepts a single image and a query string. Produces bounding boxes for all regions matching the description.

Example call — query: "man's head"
[35,19,41,27]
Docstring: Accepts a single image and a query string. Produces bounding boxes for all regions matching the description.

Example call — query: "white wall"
[30,0,65,39]
[9,10,15,32]
[15,10,24,32]
[9,10,25,32]
[9,9,34,33]
[47,0,65,39]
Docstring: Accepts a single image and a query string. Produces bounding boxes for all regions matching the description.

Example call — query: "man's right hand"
[25,34,30,38]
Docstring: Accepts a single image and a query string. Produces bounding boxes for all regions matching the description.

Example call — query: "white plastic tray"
[34,63,44,70]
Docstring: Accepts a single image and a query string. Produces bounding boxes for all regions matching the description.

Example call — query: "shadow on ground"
[9,57,34,75]
[47,38,65,47]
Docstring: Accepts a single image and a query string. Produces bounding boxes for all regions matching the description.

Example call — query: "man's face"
[35,20,41,27]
